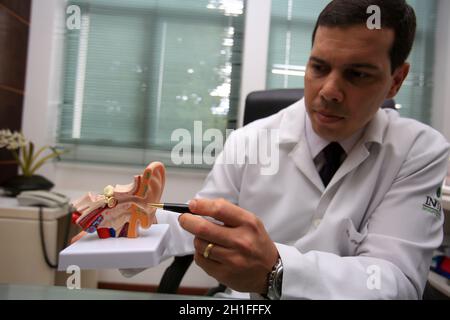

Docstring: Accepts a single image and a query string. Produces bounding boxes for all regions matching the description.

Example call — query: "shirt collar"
[305,112,365,158]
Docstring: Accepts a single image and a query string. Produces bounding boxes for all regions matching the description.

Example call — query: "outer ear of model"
[71,162,166,239]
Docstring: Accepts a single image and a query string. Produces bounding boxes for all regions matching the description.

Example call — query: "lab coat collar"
[329,109,387,190]
[360,107,386,146]
[279,99,323,190]
[278,99,306,145]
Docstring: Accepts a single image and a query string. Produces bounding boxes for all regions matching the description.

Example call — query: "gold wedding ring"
[203,243,214,259]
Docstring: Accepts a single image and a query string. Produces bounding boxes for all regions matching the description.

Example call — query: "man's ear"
[387,63,410,99]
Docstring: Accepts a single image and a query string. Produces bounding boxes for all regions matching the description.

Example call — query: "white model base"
[58,224,169,270]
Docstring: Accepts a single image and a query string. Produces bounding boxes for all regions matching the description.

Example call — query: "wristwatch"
[266,257,283,300]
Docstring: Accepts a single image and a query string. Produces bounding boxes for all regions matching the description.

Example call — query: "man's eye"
[347,70,371,80]
[311,64,327,73]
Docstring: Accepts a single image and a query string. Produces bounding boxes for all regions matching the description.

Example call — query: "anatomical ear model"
[71,162,165,239]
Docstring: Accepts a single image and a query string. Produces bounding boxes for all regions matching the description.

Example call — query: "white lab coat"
[156,98,450,299]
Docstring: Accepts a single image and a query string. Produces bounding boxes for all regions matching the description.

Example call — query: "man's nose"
[319,73,344,104]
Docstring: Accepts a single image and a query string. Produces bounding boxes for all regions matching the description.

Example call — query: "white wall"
[237,0,271,127]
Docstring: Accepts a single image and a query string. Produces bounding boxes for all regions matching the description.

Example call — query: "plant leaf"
[26,142,34,172]
[21,143,28,168]
[28,149,67,174]
[30,145,50,164]
[20,143,30,175]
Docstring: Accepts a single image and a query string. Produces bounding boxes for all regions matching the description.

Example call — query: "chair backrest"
[243,89,305,125]
[243,88,396,126]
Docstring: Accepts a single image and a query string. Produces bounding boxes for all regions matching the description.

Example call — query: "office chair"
[243,88,305,125]
[157,88,396,294]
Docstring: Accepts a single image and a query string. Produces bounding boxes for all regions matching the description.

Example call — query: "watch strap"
[266,257,283,300]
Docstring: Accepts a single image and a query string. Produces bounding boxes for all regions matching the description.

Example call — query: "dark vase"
[0,175,54,197]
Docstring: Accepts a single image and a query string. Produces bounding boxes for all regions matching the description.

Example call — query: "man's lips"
[314,110,345,124]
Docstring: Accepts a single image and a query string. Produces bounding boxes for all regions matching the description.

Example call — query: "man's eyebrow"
[309,56,328,64]
[309,56,380,71]
[345,63,380,71]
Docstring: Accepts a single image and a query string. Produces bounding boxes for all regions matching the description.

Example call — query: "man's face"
[304,25,409,141]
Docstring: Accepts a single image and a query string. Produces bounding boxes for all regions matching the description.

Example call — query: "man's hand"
[179,198,279,294]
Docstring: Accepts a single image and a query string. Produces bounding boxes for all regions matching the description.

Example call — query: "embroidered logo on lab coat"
[422,186,442,218]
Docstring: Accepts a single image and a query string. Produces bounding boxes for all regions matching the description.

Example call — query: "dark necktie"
[319,142,345,187]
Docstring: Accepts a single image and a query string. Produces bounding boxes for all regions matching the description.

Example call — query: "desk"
[0,284,214,300]
[428,270,450,298]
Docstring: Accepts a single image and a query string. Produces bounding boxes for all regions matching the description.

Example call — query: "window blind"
[266,0,438,125]
[59,0,244,167]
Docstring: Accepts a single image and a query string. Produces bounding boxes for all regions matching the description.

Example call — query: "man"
[156,0,449,299]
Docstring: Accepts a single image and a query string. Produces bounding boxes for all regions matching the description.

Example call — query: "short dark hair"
[311,0,416,73]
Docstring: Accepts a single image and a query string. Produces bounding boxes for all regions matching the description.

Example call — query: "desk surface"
[0,283,214,300]
[428,271,450,298]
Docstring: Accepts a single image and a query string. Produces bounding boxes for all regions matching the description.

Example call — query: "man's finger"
[193,237,234,264]
[193,251,223,279]
[179,213,236,248]
[188,198,247,227]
